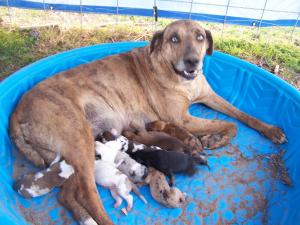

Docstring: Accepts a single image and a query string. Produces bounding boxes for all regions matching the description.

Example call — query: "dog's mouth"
[172,65,198,80]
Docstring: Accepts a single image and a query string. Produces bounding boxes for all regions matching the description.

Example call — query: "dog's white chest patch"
[59,160,75,179]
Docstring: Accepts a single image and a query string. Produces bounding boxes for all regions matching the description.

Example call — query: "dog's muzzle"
[173,55,200,80]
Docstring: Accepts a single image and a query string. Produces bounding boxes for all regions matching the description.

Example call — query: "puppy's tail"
[131,183,148,204]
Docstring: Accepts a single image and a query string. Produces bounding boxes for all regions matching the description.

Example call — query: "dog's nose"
[184,56,199,69]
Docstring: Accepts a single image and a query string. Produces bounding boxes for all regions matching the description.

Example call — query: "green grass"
[0,7,299,88]
[0,29,36,80]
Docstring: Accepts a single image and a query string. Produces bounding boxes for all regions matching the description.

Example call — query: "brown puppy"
[145,167,186,208]
[10,20,286,224]
[122,129,208,166]
[146,120,204,151]
[123,129,192,153]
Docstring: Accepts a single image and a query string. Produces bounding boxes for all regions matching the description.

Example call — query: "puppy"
[122,129,208,166]
[94,142,147,215]
[145,167,187,208]
[100,131,201,186]
[128,148,200,186]
[95,141,148,184]
[13,159,74,198]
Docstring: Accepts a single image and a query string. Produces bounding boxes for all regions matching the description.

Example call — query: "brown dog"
[9,20,286,224]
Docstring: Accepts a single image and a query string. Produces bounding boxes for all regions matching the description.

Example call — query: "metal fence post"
[188,0,194,20]
[116,0,119,25]
[257,0,268,35]
[6,0,12,28]
[153,0,158,31]
[290,12,300,41]
[80,0,83,30]
[42,0,47,24]
[222,0,231,38]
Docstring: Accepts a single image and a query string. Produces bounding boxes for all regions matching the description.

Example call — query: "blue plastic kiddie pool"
[0,42,299,225]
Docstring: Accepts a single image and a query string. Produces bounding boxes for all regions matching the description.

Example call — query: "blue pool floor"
[12,104,291,225]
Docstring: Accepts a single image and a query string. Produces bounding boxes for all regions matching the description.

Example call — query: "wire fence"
[0,1,299,86]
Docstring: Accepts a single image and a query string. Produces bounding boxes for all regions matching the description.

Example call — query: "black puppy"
[128,149,199,186]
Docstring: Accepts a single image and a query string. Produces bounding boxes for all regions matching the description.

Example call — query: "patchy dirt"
[269,150,292,186]
[166,144,292,225]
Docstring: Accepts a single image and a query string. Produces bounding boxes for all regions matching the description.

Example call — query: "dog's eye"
[196,34,204,41]
[171,36,179,43]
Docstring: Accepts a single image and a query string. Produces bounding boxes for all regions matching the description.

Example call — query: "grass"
[0,7,299,88]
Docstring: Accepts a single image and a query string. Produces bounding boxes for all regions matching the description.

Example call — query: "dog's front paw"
[262,126,287,144]
[184,135,203,153]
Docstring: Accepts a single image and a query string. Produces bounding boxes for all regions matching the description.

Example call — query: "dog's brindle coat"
[10,20,286,224]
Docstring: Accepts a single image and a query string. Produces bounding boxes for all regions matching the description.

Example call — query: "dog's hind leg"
[65,152,113,225]
[58,175,97,225]
[123,194,133,212]
[110,187,128,215]
[110,187,123,208]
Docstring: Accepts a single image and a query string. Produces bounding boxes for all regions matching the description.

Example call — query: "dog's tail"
[131,183,147,204]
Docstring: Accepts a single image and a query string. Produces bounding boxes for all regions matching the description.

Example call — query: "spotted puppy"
[13,159,74,198]
[145,167,186,208]
[95,141,147,215]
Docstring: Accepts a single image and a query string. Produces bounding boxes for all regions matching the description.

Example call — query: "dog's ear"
[205,29,213,55]
[150,31,164,54]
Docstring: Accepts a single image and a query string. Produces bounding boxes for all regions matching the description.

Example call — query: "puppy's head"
[150,20,213,81]
[164,188,187,208]
[118,154,149,183]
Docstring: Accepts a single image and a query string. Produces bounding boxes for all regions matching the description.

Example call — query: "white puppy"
[94,142,147,215]
[95,140,148,183]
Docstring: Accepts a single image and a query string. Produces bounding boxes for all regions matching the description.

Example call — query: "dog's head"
[165,188,187,208]
[150,20,213,80]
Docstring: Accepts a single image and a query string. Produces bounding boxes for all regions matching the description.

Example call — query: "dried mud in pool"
[12,140,291,225]
[137,143,291,225]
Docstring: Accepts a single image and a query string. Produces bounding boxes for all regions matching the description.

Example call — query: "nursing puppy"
[128,148,199,186]
[95,141,148,184]
[122,129,208,166]
[101,131,200,186]
[94,157,146,215]
[145,167,186,208]
[94,141,147,215]
[13,160,74,198]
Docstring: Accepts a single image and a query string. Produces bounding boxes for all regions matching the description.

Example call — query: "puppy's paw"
[121,208,128,216]
[261,126,287,144]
